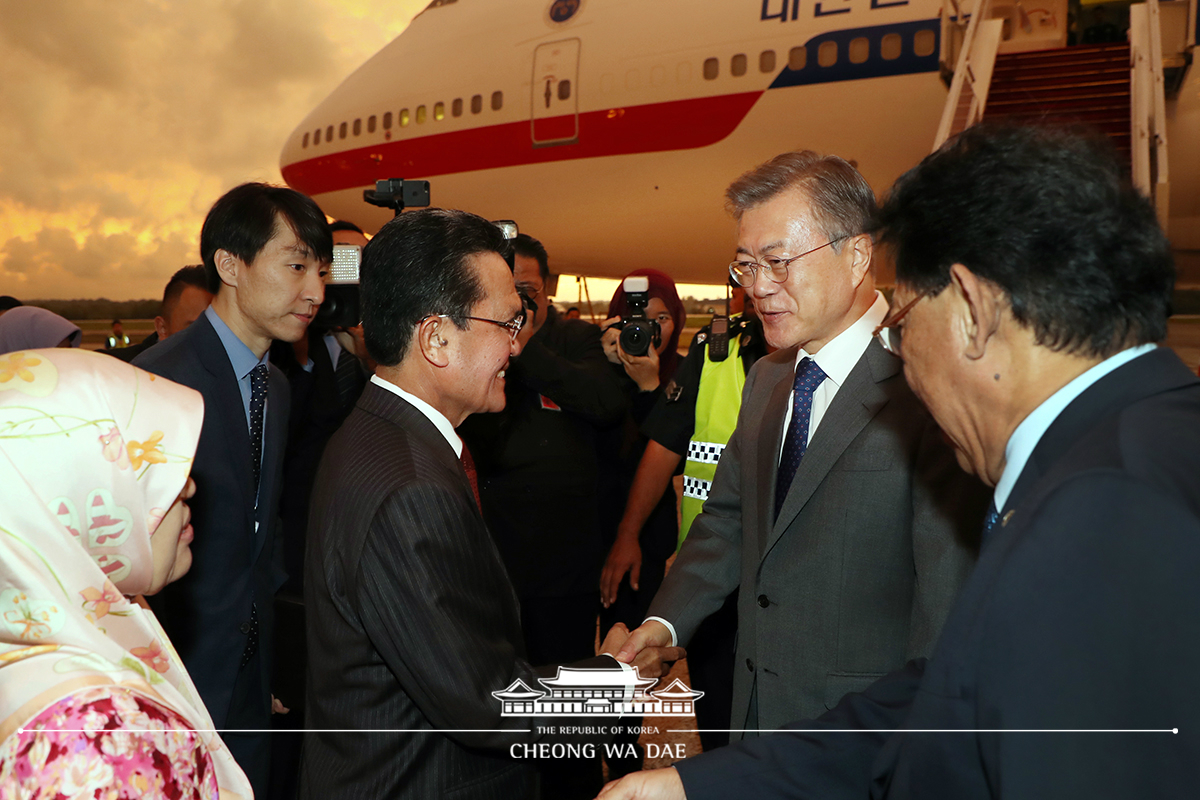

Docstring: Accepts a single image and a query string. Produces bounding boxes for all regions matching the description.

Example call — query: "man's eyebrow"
[736,240,786,257]
[282,243,313,257]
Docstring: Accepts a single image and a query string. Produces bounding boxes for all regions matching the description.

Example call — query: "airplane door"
[531,38,580,146]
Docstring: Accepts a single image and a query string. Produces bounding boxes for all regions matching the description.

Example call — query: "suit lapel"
[251,367,289,559]
[757,355,795,553]
[192,315,254,517]
[768,341,899,552]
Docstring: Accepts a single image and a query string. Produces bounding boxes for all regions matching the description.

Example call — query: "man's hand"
[601,317,623,365]
[600,534,643,608]
[271,695,290,715]
[613,620,683,679]
[598,622,630,658]
[596,767,686,800]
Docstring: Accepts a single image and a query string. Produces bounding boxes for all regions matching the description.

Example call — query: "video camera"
[611,275,660,357]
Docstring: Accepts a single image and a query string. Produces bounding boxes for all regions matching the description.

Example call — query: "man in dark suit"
[599,124,1200,799]
[615,152,985,738]
[111,265,213,363]
[135,183,331,796]
[301,209,679,800]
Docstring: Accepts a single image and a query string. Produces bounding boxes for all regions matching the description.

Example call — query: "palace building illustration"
[492,666,704,717]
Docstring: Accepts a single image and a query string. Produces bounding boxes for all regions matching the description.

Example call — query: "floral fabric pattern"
[0,686,218,799]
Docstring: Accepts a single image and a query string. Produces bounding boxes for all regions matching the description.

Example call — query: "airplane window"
[881,33,902,60]
[788,46,807,70]
[326,125,334,141]
[303,132,309,148]
[849,37,869,64]
[818,41,838,68]
[434,102,445,120]
[339,122,348,139]
[471,94,482,114]
[452,98,463,117]
[400,108,410,127]
[367,115,377,133]
[760,50,776,72]
[492,91,503,110]
[383,111,393,129]
[914,29,936,57]
[558,80,571,100]
[314,129,321,145]
[353,118,362,136]
[703,57,719,80]
[417,105,427,123]
[731,54,747,77]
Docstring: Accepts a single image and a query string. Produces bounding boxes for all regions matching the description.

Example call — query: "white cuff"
[644,616,678,647]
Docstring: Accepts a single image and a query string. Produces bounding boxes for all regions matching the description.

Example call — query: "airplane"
[279,0,1198,288]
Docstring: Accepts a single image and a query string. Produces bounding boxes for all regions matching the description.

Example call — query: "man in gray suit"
[616,151,986,737]
[301,209,680,799]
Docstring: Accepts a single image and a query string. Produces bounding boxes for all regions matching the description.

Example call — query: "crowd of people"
[1,120,1197,800]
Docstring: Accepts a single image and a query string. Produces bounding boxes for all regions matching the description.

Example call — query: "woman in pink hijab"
[0,348,251,799]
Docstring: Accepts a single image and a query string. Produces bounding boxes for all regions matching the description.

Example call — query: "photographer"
[597,268,686,777]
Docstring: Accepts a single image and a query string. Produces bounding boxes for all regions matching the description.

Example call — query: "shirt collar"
[369,374,463,457]
[204,305,269,380]
[795,291,889,386]
[993,343,1157,511]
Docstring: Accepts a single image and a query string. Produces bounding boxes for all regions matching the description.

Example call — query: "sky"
[0,0,723,306]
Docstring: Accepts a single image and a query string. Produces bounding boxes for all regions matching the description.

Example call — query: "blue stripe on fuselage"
[768,18,941,88]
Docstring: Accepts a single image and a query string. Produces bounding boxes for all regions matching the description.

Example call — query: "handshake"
[597,620,685,680]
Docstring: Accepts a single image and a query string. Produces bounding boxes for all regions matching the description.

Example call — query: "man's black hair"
[199,182,334,294]
[329,220,365,235]
[112,319,122,326]
[161,265,211,314]
[361,208,509,366]
[875,122,1173,358]
[512,233,550,281]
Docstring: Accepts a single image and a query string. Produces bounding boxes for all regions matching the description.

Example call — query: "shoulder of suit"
[131,319,203,375]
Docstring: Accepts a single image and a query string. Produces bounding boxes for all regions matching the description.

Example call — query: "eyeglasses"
[427,311,527,343]
[872,291,928,356]
[728,236,848,288]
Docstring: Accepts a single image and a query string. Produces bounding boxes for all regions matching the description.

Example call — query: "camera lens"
[620,323,651,357]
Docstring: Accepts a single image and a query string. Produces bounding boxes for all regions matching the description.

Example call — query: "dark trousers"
[520,593,604,800]
[224,648,272,799]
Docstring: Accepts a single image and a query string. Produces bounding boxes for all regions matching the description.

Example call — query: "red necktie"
[460,445,482,512]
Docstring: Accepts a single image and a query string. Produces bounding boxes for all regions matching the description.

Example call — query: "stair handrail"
[1130,0,1171,224]
[934,0,1002,150]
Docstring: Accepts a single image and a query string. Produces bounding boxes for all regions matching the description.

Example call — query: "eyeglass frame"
[424,311,527,343]
[872,289,934,356]
[728,235,850,288]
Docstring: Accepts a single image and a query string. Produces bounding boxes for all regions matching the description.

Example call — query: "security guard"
[600,284,768,753]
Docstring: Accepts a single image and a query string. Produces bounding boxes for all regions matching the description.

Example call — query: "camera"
[613,275,660,357]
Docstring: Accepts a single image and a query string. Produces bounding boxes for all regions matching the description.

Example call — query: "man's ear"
[213,250,241,289]
[415,316,451,368]
[847,233,874,286]
[949,263,1002,360]
[153,316,168,340]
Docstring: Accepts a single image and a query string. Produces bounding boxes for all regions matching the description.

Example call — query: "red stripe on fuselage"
[282,91,763,197]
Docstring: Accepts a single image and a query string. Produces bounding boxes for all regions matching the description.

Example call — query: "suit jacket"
[132,312,288,727]
[649,339,985,736]
[674,347,1200,799]
[301,383,614,800]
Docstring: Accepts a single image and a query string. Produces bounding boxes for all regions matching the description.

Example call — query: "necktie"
[460,445,482,512]
[335,348,361,406]
[249,363,268,499]
[775,357,827,520]
[983,500,1001,541]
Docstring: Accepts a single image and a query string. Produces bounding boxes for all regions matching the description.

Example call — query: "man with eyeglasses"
[600,123,1199,800]
[459,232,628,799]
[301,210,659,799]
[613,151,987,751]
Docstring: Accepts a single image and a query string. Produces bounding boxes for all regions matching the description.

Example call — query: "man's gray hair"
[725,151,878,248]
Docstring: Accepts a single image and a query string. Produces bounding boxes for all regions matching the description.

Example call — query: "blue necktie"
[983,499,1001,541]
[249,363,268,500]
[775,357,827,520]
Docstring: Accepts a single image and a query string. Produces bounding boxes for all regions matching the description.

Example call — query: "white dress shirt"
[369,374,463,458]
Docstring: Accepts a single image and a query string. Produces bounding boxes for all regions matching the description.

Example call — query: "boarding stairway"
[982,43,1132,167]
[934,0,1194,223]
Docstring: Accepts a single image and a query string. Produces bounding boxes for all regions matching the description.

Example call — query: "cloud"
[0,0,425,300]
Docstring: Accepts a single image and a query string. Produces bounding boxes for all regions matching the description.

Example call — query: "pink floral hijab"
[0,349,251,798]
